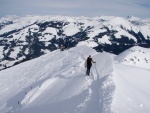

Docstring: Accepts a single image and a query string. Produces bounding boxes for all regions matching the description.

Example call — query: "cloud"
[0,0,150,18]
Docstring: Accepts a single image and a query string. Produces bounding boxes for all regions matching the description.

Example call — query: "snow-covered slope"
[112,64,150,113]
[0,46,113,113]
[115,46,150,69]
[0,15,150,70]
[0,46,150,113]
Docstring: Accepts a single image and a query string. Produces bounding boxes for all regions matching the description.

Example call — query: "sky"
[0,0,150,18]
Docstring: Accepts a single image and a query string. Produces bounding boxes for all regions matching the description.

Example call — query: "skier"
[85,55,96,76]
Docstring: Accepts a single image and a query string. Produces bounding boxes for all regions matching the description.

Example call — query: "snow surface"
[63,23,80,36]
[98,35,112,44]
[0,46,150,113]
[115,46,150,69]
[112,64,150,113]
[77,40,98,48]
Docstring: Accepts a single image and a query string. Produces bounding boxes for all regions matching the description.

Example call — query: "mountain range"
[0,15,150,70]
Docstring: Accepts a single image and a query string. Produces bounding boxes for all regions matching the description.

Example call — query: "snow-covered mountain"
[114,46,150,69]
[0,15,150,70]
[0,46,150,113]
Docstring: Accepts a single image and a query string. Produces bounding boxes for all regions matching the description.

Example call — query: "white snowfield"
[0,46,150,113]
[115,46,150,69]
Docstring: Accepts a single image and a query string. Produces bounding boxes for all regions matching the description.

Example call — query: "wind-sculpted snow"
[0,46,150,113]
[91,53,115,113]
[112,64,150,113]
[0,46,115,113]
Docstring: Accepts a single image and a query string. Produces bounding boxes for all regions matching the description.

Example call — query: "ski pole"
[94,63,99,76]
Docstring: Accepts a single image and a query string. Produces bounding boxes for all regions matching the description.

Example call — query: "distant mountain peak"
[115,46,150,69]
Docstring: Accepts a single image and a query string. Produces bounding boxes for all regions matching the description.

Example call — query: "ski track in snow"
[93,53,115,113]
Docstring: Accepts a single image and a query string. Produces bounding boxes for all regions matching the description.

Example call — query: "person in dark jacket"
[85,55,96,75]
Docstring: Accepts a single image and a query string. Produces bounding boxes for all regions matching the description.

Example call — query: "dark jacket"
[85,57,95,67]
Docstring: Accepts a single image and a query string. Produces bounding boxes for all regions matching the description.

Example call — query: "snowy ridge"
[0,46,150,113]
[0,46,115,113]
[115,46,150,69]
[93,53,115,113]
